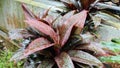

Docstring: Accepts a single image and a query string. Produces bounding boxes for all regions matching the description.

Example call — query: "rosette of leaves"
[9,4,107,68]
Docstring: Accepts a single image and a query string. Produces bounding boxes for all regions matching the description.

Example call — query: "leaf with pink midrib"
[75,10,88,29]
[68,50,103,68]
[60,10,88,46]
[22,4,39,20]
[25,18,59,44]
[24,38,54,57]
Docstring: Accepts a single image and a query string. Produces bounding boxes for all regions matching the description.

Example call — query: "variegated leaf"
[24,37,54,57]
[76,42,108,56]
[25,18,59,44]
[59,10,87,46]
[55,52,75,68]
[22,4,39,20]
[68,50,103,68]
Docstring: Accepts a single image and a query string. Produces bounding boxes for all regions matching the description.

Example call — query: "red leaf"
[68,50,103,68]
[22,4,39,20]
[56,10,75,30]
[24,38,54,56]
[60,10,75,25]
[55,52,75,68]
[75,10,88,29]
[40,8,54,26]
[76,42,108,56]
[59,10,88,46]
[25,18,59,44]
[41,8,50,19]
[43,15,54,26]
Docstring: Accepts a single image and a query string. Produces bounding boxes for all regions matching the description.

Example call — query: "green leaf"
[68,50,103,68]
[99,55,120,63]
[0,50,23,68]
[101,41,120,55]
[112,38,120,44]
[55,52,75,68]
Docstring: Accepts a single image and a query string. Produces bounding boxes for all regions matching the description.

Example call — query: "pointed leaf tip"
[22,4,38,20]
[25,18,59,44]
[75,10,88,29]
[60,10,88,46]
